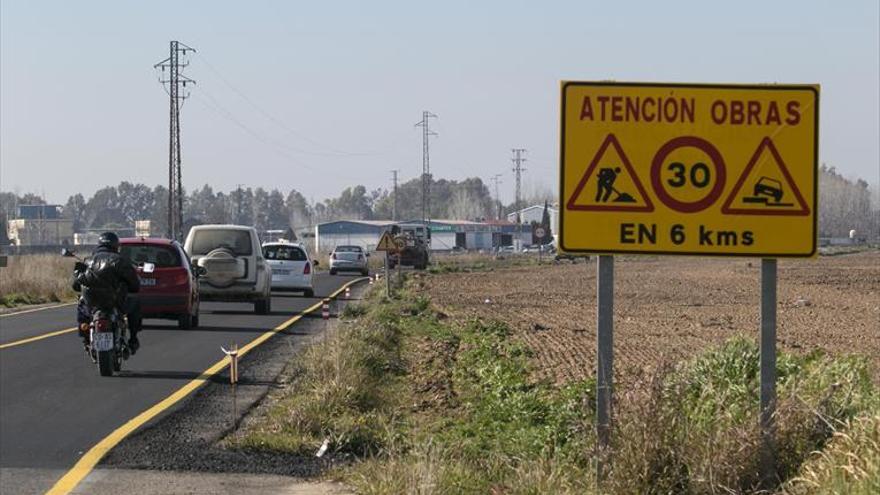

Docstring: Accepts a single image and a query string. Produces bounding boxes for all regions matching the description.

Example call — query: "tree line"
[1,176,511,237]
[2,167,876,239]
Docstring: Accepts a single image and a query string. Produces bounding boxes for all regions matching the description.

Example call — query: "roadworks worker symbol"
[566,133,654,212]
[721,137,810,216]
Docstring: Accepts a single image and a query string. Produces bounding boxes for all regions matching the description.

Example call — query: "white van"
[184,225,273,314]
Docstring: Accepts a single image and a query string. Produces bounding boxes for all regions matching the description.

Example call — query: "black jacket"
[73,246,140,309]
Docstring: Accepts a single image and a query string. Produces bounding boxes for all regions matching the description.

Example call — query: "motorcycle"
[62,248,153,376]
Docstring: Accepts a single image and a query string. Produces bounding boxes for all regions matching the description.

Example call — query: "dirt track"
[419,251,880,384]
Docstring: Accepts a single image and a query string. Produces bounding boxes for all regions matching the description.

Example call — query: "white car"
[329,245,370,276]
[262,242,315,297]
[184,224,273,314]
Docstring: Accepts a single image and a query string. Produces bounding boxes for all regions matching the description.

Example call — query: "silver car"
[329,245,369,276]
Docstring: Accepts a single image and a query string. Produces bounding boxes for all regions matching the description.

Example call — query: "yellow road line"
[0,302,77,319]
[0,327,78,350]
[44,277,367,495]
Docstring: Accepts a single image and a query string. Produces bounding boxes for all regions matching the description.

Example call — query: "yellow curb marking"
[44,278,367,495]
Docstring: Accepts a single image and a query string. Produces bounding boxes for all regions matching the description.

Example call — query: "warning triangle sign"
[375,231,397,251]
[566,134,654,212]
[721,137,810,216]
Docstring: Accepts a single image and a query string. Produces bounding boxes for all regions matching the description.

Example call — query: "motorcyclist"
[72,232,143,354]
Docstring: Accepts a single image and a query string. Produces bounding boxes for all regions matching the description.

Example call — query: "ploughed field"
[417,251,880,384]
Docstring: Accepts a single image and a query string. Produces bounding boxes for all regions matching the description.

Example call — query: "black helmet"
[98,232,120,252]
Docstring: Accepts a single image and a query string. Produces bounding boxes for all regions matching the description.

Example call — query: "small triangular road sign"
[566,133,654,212]
[721,137,810,216]
[375,231,397,251]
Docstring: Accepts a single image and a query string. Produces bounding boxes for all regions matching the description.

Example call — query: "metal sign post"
[596,254,614,479]
[385,252,392,298]
[760,258,778,486]
[535,227,545,264]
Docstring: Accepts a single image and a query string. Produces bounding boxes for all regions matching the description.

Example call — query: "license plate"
[93,332,114,352]
[139,277,156,286]
[273,270,291,275]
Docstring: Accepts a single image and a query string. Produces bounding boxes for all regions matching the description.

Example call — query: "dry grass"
[0,254,77,307]
[230,269,879,494]
[783,414,880,494]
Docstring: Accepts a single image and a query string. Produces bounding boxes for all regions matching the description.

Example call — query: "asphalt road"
[0,273,360,494]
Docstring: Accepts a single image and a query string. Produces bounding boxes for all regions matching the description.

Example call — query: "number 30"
[667,162,711,188]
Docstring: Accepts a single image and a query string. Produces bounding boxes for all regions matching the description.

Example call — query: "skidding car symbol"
[753,177,783,203]
[742,176,792,206]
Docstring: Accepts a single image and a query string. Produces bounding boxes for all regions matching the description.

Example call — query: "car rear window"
[121,244,182,268]
[263,245,307,261]
[335,246,363,253]
[190,229,253,256]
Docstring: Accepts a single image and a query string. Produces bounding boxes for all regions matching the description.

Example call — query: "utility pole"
[491,174,503,220]
[414,111,438,225]
[511,149,527,247]
[154,41,196,241]
[391,170,400,221]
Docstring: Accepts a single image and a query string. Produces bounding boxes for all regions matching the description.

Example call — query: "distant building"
[135,220,152,237]
[7,218,74,246]
[315,220,397,254]
[74,232,101,246]
[14,205,61,220]
[315,219,531,253]
[6,204,73,246]
[507,204,559,233]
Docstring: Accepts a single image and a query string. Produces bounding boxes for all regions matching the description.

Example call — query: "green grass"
[229,286,878,494]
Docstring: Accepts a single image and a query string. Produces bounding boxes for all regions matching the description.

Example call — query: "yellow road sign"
[375,231,398,252]
[559,82,818,257]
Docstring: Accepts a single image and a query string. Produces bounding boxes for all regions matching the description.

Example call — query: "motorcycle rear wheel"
[98,350,115,376]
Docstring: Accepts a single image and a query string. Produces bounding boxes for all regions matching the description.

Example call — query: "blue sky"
[1,0,877,204]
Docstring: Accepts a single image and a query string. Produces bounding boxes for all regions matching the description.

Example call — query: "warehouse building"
[507,204,559,233]
[315,219,532,253]
[6,205,74,246]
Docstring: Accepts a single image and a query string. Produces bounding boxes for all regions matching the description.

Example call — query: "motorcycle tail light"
[303,263,311,275]
[95,319,111,332]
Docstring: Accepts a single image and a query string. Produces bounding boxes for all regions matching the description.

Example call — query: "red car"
[120,237,203,329]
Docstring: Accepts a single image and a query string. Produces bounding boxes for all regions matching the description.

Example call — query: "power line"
[414,111,438,224]
[154,41,196,241]
[193,52,400,158]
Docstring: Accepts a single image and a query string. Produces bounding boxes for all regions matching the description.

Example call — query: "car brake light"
[172,271,189,286]
[95,319,111,332]
[303,263,311,275]
[331,253,337,260]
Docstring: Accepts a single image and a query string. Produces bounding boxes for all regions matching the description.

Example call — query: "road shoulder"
[94,286,366,488]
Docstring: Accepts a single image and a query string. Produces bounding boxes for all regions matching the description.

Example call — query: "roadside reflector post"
[596,254,614,480]
[221,343,239,384]
[345,286,351,299]
[322,298,331,343]
[760,258,778,487]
